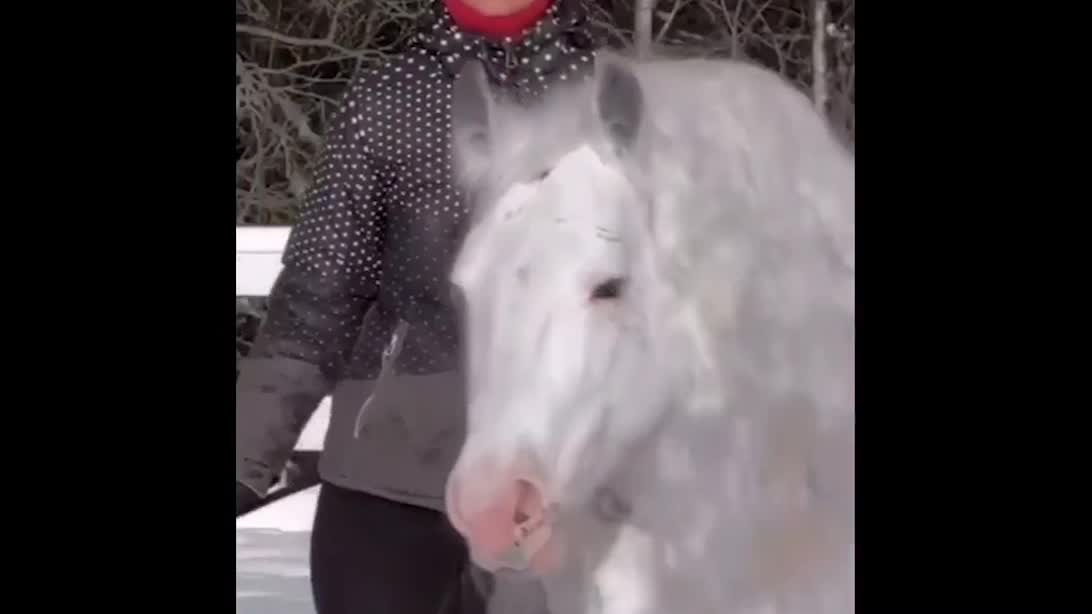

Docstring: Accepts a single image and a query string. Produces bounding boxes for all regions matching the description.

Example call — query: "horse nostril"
[512,479,540,525]
[590,276,626,301]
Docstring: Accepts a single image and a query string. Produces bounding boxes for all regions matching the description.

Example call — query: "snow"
[236,528,314,614]
[236,485,320,532]
[295,397,329,451]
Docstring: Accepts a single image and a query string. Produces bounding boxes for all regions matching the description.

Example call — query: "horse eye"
[590,277,626,301]
[536,169,552,181]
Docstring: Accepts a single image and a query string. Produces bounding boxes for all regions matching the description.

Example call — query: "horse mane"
[619,54,854,419]
[594,56,854,614]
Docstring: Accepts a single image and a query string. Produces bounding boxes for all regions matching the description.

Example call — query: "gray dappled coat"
[236,0,601,512]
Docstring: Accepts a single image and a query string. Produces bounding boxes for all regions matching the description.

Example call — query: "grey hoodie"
[236,0,602,511]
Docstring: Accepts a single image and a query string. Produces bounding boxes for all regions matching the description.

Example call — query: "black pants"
[310,481,489,614]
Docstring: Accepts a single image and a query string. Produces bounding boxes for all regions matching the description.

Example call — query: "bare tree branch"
[811,0,828,112]
[634,0,656,56]
[655,0,687,43]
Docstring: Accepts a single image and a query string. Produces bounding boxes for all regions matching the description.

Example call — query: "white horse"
[444,51,854,614]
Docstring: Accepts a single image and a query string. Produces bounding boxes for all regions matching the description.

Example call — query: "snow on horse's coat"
[446,51,854,614]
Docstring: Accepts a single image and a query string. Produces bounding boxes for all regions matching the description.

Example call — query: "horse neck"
[594,404,854,614]
[603,404,735,527]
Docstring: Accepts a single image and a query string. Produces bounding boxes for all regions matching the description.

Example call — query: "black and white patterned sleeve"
[249,69,391,380]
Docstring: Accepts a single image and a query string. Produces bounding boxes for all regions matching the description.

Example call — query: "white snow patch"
[236,485,320,532]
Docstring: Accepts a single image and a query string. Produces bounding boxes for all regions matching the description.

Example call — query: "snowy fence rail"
[236,225,328,451]
[236,225,290,296]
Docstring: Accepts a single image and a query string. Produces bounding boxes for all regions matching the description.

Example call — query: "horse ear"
[452,61,494,156]
[595,57,644,153]
[451,62,497,193]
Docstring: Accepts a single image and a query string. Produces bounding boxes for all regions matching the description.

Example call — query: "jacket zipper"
[352,318,410,439]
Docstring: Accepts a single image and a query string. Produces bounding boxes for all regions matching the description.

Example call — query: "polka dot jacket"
[237,0,602,498]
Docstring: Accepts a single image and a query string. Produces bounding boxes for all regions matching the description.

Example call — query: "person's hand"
[236,482,262,516]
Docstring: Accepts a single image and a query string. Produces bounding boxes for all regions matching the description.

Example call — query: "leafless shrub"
[236,0,432,225]
[619,0,854,140]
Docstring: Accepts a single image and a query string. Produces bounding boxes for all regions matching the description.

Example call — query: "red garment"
[443,0,554,40]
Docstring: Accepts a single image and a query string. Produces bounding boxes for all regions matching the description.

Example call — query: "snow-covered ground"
[237,486,320,614]
[237,527,314,614]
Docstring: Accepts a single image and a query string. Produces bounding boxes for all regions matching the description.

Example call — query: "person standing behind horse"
[235,1,603,613]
